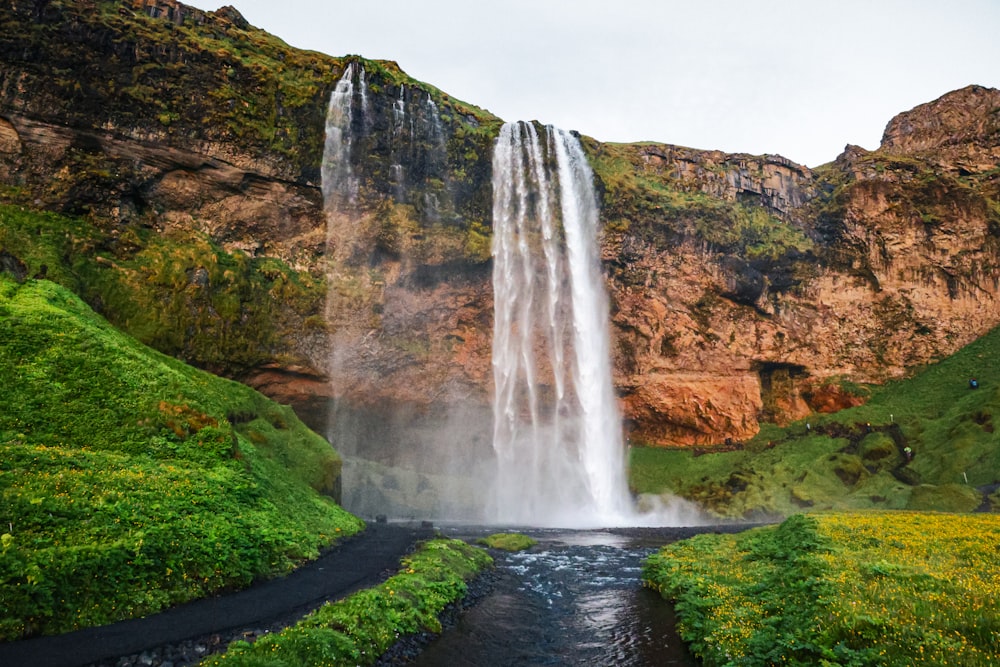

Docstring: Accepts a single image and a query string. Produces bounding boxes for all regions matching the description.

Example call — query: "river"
[403,526,722,666]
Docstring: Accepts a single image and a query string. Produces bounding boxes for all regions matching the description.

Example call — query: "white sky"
[183,0,1000,167]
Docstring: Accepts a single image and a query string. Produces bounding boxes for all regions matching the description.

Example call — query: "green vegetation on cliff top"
[1,2,504,374]
[585,140,815,262]
[0,275,362,641]
[630,322,1000,518]
[199,538,492,667]
[644,512,1000,665]
[1,0,499,168]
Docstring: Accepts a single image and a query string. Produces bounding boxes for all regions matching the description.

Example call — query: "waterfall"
[358,65,371,133]
[424,96,445,148]
[321,62,362,204]
[320,60,493,522]
[392,86,406,131]
[391,86,407,199]
[317,65,696,525]
[491,121,634,527]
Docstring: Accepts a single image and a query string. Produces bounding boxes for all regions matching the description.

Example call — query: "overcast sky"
[183,0,1000,168]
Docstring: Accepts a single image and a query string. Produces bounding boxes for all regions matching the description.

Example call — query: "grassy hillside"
[630,324,1000,518]
[0,275,363,641]
[644,512,1000,665]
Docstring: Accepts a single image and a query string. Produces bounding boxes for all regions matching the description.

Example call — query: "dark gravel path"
[0,522,434,667]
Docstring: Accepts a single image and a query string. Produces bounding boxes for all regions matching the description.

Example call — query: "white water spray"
[320,62,494,521]
[491,121,634,527]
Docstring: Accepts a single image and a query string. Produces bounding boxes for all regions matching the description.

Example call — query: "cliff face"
[0,0,342,379]
[598,85,1000,444]
[1,1,999,453]
[0,0,502,469]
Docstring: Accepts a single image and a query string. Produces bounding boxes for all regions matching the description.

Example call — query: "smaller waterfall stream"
[321,62,363,204]
[491,121,634,527]
[320,62,494,521]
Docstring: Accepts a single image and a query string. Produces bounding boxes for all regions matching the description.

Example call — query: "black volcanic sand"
[0,522,760,667]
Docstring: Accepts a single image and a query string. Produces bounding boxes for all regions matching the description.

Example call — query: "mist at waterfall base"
[320,64,704,528]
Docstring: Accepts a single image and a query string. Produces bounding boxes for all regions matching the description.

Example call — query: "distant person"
[904,446,913,462]
[970,378,979,389]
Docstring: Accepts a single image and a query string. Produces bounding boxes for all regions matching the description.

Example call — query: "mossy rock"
[478,533,537,552]
[831,453,870,488]
[894,466,923,486]
[989,487,1000,511]
[858,433,900,470]
[789,484,815,508]
[906,483,982,512]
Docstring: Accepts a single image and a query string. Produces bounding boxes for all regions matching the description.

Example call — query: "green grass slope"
[199,538,492,667]
[0,275,363,641]
[644,512,1000,665]
[630,325,1000,518]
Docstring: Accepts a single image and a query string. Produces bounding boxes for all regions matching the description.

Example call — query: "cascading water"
[424,96,445,148]
[320,62,493,521]
[319,66,698,525]
[389,86,407,199]
[321,62,361,204]
[491,121,634,527]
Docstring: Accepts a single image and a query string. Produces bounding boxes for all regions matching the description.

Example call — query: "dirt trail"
[0,523,433,667]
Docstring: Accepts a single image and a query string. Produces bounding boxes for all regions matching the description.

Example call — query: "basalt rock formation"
[1,1,998,453]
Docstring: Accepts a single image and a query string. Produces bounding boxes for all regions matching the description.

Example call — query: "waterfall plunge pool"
[392,525,752,667]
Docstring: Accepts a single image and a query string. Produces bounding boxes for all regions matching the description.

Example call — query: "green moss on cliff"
[1,0,500,180]
[808,150,1000,256]
[1,1,505,382]
[0,203,323,375]
[587,140,814,262]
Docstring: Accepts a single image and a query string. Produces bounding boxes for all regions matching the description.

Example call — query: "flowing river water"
[401,526,723,667]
